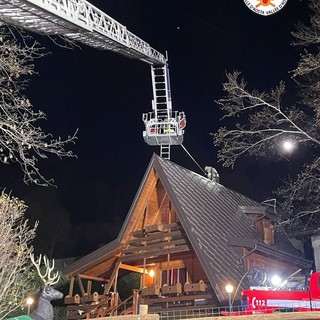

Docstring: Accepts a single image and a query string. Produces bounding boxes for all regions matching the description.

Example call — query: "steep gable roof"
[64,154,312,301]
[152,155,311,300]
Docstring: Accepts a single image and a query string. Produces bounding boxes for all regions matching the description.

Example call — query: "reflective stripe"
[267,299,311,308]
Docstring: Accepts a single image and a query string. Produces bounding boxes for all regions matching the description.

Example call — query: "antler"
[30,253,60,286]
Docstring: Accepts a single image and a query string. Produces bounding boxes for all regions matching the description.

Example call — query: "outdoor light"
[271,275,282,287]
[226,284,234,294]
[225,284,234,315]
[149,269,155,278]
[282,140,294,152]
[26,297,34,315]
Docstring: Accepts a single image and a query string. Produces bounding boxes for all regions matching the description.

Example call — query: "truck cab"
[240,272,320,314]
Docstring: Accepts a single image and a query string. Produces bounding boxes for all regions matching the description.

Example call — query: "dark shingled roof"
[152,155,312,301]
[64,154,312,302]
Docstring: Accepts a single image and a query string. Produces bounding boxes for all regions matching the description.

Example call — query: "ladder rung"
[160,144,170,159]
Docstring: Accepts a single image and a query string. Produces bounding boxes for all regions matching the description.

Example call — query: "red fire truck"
[223,270,320,316]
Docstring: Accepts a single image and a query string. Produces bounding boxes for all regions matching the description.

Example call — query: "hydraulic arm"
[0,0,186,159]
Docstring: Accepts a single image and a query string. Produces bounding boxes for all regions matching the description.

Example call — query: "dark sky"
[0,0,311,257]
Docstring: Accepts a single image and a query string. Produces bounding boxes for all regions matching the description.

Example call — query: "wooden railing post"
[132,289,139,315]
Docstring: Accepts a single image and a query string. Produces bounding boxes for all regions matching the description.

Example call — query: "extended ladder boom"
[0,0,186,159]
[0,0,166,65]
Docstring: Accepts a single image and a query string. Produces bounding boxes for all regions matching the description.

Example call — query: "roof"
[152,155,312,300]
[63,239,122,275]
[64,154,312,301]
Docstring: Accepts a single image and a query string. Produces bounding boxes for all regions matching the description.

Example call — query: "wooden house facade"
[63,154,312,319]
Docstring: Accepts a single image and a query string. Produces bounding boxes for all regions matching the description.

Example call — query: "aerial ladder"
[0,0,186,159]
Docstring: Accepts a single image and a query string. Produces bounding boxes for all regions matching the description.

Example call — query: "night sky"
[0,0,311,257]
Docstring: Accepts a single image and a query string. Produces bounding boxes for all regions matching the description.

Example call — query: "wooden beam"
[144,222,164,234]
[103,260,121,295]
[119,263,148,274]
[142,257,146,288]
[139,293,213,304]
[68,276,75,297]
[87,280,92,295]
[76,275,85,296]
[119,245,190,262]
[114,268,119,294]
[130,222,180,238]
[151,193,168,226]
[123,239,187,254]
[78,274,108,282]
[163,222,180,230]
[127,230,183,245]
[126,173,158,239]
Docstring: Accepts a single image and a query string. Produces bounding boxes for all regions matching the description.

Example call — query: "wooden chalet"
[63,154,312,319]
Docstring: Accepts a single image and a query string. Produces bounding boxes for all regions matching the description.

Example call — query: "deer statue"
[30,254,63,320]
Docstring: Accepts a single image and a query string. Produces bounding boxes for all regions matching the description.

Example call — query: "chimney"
[262,220,274,245]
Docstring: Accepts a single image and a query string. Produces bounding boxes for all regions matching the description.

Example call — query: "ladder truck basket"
[142,111,186,146]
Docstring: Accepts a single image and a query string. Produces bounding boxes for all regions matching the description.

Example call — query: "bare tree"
[213,0,320,235]
[0,25,77,186]
[0,192,38,320]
